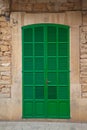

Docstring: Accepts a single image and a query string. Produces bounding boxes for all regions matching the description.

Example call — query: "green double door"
[22,24,70,118]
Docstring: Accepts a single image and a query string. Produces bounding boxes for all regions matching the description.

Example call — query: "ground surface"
[0,121,87,130]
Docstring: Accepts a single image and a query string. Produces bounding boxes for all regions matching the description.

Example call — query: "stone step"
[0,122,87,130]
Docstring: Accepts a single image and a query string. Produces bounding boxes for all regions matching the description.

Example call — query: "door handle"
[46,80,51,84]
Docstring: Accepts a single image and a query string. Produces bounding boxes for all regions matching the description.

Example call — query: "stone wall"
[0,0,10,16]
[0,0,12,98]
[80,26,87,98]
[80,10,87,98]
[11,0,82,12]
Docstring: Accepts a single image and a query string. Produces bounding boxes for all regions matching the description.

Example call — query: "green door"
[22,23,70,118]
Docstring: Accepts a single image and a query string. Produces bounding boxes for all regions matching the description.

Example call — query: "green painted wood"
[22,23,70,119]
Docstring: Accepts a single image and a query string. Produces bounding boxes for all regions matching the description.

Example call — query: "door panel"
[22,24,70,118]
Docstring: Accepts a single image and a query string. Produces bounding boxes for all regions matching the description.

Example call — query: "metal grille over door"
[22,24,70,118]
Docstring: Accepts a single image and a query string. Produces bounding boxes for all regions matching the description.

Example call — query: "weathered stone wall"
[11,0,82,12]
[0,0,10,16]
[80,26,87,98]
[0,0,12,98]
[80,2,87,97]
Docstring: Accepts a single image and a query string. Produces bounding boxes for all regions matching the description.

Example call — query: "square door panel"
[35,58,44,70]
[58,43,68,56]
[58,72,69,85]
[24,44,33,56]
[47,26,57,42]
[48,58,57,70]
[58,57,68,70]
[35,102,45,116]
[58,28,68,42]
[58,86,69,99]
[24,86,33,99]
[24,58,33,70]
[35,43,44,56]
[35,72,44,85]
[24,72,33,85]
[48,72,57,85]
[59,101,70,118]
[35,27,44,42]
[23,102,33,117]
[24,28,33,42]
[48,102,57,117]
[48,86,57,99]
[48,43,56,56]
[35,86,44,99]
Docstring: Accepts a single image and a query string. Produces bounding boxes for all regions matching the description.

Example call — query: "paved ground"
[0,121,87,130]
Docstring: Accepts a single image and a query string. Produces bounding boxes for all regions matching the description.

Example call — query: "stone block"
[0,93,10,98]
[82,85,87,92]
[12,2,33,12]
[0,28,11,35]
[11,0,82,12]
[0,21,8,27]
[3,51,11,56]
[80,52,87,59]
[1,87,10,94]
[81,77,87,84]
[0,80,11,84]
[2,34,12,41]
[1,75,10,80]
[1,71,11,76]
[82,0,87,10]
[33,3,47,12]
[82,92,87,98]
[65,11,82,26]
[0,45,9,52]
[0,56,11,61]
[0,63,10,67]
[0,67,10,71]
[0,75,1,80]
[81,26,87,32]
[47,3,56,12]
[0,17,5,22]
[0,85,11,89]
[0,51,2,56]
[83,11,87,25]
